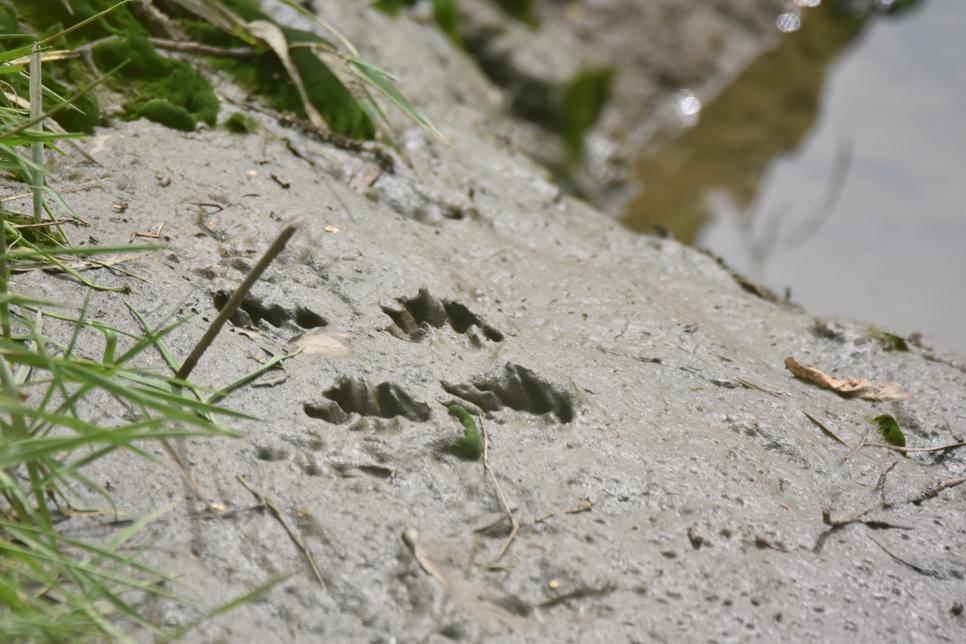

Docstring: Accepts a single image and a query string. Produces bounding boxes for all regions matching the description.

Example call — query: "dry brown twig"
[736,377,782,397]
[911,476,966,505]
[535,499,592,523]
[130,222,164,243]
[800,408,850,447]
[479,413,518,563]
[863,441,966,454]
[176,225,296,380]
[844,427,871,462]
[239,475,326,588]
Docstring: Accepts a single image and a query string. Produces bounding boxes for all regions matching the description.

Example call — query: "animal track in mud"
[381,287,504,342]
[303,376,431,424]
[442,362,576,423]
[213,290,327,329]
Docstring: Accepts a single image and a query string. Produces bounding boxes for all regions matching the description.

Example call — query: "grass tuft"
[1,9,281,640]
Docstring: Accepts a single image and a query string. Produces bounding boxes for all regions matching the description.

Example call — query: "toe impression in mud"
[443,362,577,423]
[382,287,503,343]
[213,290,327,330]
[303,375,431,425]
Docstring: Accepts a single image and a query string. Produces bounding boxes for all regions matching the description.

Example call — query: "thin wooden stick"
[479,414,518,562]
[30,43,44,224]
[911,476,966,504]
[736,377,781,397]
[238,475,326,588]
[864,442,966,453]
[176,226,295,380]
[800,408,850,447]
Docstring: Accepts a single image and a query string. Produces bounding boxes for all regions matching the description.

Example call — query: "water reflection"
[622,2,912,247]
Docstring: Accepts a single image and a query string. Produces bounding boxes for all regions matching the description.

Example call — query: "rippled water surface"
[624,1,965,354]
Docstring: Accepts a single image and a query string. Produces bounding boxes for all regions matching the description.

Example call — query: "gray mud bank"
[21,1,966,642]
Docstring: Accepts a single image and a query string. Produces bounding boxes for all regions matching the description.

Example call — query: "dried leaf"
[784,356,911,401]
[401,529,447,588]
[350,161,382,190]
[293,331,351,357]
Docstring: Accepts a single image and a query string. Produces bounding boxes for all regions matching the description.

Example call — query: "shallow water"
[623,0,966,354]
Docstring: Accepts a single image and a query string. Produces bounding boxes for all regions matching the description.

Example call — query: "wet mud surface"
[16,1,966,642]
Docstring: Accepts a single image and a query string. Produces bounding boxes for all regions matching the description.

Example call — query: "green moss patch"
[559,66,614,154]
[872,414,906,448]
[222,111,261,134]
[0,5,100,132]
[494,0,536,26]
[373,0,462,44]
[11,0,149,45]
[9,0,378,138]
[92,35,218,130]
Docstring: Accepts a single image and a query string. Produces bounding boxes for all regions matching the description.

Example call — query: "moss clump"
[10,0,381,139]
[92,36,218,130]
[559,66,614,154]
[373,0,461,44]
[222,112,261,134]
[11,0,149,45]
[430,0,462,45]
[494,0,536,26]
[40,71,102,132]
[3,211,69,248]
[11,1,213,131]
[0,6,100,132]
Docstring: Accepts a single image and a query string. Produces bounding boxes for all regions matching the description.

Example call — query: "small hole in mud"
[294,307,327,329]
[384,288,503,342]
[444,300,504,341]
[307,377,430,423]
[255,445,288,462]
[303,403,328,420]
[213,291,290,327]
[303,401,347,424]
[381,305,411,331]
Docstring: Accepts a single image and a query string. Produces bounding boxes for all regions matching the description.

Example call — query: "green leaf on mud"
[868,327,909,351]
[873,413,906,447]
[447,404,483,460]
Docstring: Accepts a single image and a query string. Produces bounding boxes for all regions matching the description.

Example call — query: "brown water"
[623,0,966,355]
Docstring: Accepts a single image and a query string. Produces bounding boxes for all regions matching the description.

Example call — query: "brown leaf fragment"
[270,172,291,188]
[401,529,447,588]
[784,356,911,401]
[292,330,351,357]
[351,161,382,190]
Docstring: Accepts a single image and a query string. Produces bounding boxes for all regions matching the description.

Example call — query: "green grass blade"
[158,573,291,643]
[205,348,300,405]
[346,56,448,144]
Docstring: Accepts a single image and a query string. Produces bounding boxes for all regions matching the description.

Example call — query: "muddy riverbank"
[12,1,966,642]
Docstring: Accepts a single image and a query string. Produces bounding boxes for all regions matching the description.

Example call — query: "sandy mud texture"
[19,1,966,642]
